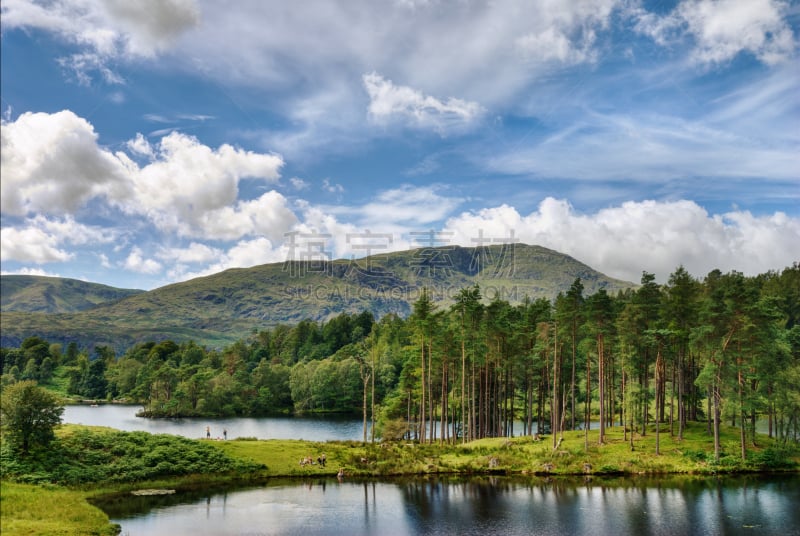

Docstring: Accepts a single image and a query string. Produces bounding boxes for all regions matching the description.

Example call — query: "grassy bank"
[1,422,797,536]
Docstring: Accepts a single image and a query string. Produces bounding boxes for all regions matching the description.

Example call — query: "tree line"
[2,264,798,459]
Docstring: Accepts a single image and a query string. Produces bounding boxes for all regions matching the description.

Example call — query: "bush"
[1,427,265,485]
[750,446,797,470]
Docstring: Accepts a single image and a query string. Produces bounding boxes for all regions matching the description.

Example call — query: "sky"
[1,0,798,291]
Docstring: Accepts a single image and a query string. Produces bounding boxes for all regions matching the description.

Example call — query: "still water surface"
[98,475,800,536]
[63,404,369,441]
[70,406,798,535]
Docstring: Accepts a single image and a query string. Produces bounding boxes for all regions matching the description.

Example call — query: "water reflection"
[99,474,800,536]
[62,404,370,442]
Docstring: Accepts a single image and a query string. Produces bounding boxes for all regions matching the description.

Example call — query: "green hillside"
[0,244,635,350]
[0,275,144,313]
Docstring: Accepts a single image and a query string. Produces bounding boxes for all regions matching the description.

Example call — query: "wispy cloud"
[363,72,485,134]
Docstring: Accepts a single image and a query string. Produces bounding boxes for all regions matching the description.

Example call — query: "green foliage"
[0,380,64,454]
[0,426,264,485]
[749,445,798,470]
[2,261,799,454]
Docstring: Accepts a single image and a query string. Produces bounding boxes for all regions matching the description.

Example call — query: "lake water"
[96,474,800,536]
[62,404,370,442]
[71,406,799,535]
[62,404,561,442]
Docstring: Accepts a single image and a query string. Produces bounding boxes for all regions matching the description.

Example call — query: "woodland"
[2,264,799,465]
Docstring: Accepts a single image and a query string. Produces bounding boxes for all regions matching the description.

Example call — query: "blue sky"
[1,0,798,290]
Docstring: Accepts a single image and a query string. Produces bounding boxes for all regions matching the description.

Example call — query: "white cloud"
[127,131,287,238]
[0,226,74,263]
[1,110,130,216]
[0,267,62,277]
[156,242,220,264]
[30,215,118,246]
[0,215,116,263]
[99,253,112,268]
[123,246,162,274]
[322,179,344,194]
[3,0,199,82]
[171,237,286,281]
[1,111,290,240]
[188,191,298,241]
[358,185,463,226]
[363,72,485,134]
[487,107,800,183]
[126,133,154,157]
[444,198,800,283]
[290,177,310,190]
[632,0,797,66]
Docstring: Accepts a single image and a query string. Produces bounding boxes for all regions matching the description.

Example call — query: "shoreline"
[2,423,798,536]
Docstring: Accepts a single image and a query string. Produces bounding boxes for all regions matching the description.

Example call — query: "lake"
[62,404,564,442]
[62,404,371,442]
[70,405,798,535]
[95,474,800,536]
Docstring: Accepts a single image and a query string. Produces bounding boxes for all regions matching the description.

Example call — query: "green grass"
[0,482,119,536]
[1,421,797,536]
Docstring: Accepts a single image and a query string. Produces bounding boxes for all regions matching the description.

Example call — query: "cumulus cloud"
[0,226,74,264]
[187,191,298,241]
[3,0,199,82]
[632,0,797,66]
[444,198,800,283]
[125,131,289,238]
[123,246,162,274]
[363,72,485,134]
[1,110,130,216]
[1,110,291,240]
[0,215,116,264]
[170,237,286,281]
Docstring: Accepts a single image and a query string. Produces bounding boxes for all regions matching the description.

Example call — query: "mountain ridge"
[0,244,635,350]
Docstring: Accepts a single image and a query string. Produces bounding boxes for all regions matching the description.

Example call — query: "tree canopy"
[0,380,64,454]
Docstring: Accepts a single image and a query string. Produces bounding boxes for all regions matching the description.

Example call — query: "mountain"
[1,275,144,313]
[0,244,635,350]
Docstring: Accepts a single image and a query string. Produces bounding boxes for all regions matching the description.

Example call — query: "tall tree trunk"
[655,346,663,455]
[585,346,591,452]
[420,333,426,443]
[678,347,685,441]
[571,321,577,431]
[713,360,722,463]
[362,371,369,444]
[440,359,447,444]
[461,331,466,444]
[598,333,605,445]
[552,323,559,449]
[428,339,435,443]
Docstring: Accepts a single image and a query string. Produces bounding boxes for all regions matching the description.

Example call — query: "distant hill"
[1,275,144,313]
[0,244,635,350]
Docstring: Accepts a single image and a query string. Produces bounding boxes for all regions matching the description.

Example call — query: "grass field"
[2,421,797,536]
